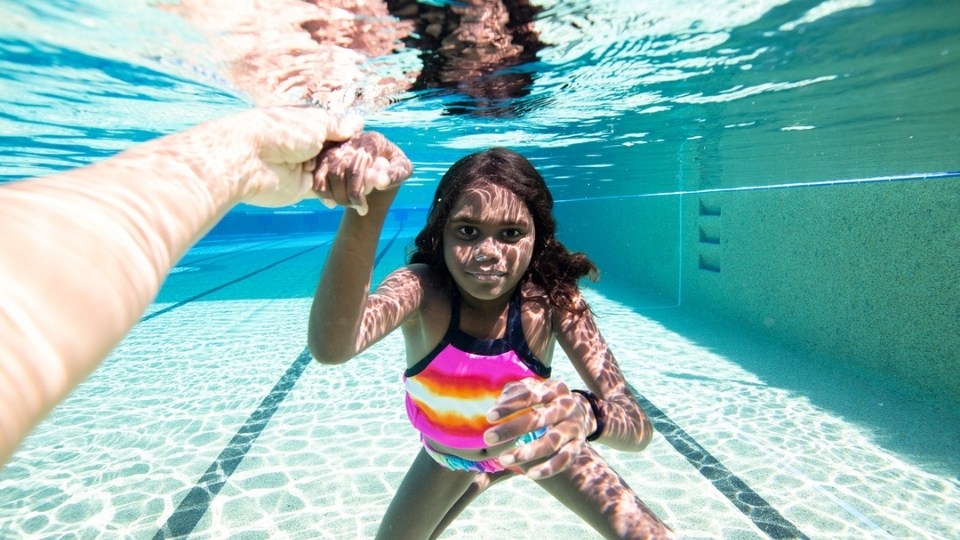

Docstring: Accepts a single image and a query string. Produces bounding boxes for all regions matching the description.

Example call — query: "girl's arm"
[307,133,414,364]
[0,107,361,466]
[553,296,653,452]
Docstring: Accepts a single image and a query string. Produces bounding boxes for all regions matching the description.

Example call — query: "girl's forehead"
[448,182,531,223]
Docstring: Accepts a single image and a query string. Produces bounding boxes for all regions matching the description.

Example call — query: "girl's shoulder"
[397,264,452,318]
[403,264,448,295]
[396,266,453,353]
[523,280,592,328]
[518,281,560,361]
[520,280,551,307]
[519,281,560,324]
[374,264,448,318]
[520,280,590,315]
[383,263,443,289]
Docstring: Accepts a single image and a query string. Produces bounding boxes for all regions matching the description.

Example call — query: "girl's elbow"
[613,400,654,451]
[307,335,352,365]
[636,427,653,451]
[310,348,351,365]
[633,416,655,451]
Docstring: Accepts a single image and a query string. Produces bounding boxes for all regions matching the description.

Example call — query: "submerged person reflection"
[388,0,545,116]
[309,140,673,539]
[0,107,412,467]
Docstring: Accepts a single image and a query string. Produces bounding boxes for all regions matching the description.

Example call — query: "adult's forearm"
[0,122,255,466]
[0,105,359,467]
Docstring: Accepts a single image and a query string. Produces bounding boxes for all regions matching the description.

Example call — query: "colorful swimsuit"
[403,288,551,472]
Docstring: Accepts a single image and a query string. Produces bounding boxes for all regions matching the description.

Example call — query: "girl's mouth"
[467,270,506,281]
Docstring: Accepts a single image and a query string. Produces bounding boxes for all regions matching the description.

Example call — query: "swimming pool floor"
[1,232,958,539]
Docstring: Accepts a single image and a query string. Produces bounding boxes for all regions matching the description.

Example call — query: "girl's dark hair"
[408,147,598,313]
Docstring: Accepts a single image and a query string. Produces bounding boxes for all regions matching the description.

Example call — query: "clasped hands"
[240,107,411,211]
[309,130,412,215]
[484,378,597,479]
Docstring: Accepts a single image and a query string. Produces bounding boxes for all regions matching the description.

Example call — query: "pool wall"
[553,178,960,406]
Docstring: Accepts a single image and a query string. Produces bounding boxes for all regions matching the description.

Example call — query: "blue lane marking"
[153,230,402,538]
[630,386,808,539]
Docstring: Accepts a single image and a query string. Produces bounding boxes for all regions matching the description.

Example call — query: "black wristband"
[571,389,605,442]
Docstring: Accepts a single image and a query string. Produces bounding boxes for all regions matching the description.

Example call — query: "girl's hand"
[312,131,412,216]
[483,378,596,479]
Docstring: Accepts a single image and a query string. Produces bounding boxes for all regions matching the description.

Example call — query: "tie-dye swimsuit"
[403,288,551,473]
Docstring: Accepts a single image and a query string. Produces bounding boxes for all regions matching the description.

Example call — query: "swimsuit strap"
[446,285,461,340]
[505,289,524,341]
[505,289,550,378]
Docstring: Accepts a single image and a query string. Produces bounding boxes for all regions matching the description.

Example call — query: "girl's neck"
[455,285,515,340]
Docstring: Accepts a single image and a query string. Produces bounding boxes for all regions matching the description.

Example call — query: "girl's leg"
[429,470,517,539]
[375,448,477,540]
[533,445,673,540]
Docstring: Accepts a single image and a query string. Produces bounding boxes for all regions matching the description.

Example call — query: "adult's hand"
[239,107,364,207]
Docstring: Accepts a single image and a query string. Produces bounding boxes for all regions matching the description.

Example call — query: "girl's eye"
[456,225,478,238]
[501,228,524,241]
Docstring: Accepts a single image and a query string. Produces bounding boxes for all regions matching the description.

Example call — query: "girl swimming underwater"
[308,133,672,539]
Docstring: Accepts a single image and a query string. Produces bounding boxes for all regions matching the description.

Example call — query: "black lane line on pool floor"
[152,348,314,540]
[154,228,403,539]
[142,240,329,322]
[630,386,809,539]
[173,236,291,268]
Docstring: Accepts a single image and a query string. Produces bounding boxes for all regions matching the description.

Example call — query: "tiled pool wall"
[554,176,960,407]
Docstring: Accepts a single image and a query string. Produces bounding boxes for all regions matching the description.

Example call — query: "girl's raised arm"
[307,132,414,364]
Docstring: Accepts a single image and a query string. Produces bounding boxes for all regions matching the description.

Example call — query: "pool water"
[1,0,959,538]
[2,233,957,538]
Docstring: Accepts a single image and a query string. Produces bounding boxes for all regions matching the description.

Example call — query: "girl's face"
[443,181,535,302]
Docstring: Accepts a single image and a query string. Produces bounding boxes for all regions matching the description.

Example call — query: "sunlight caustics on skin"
[1,0,958,538]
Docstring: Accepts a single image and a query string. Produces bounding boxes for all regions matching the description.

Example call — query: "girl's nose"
[473,238,499,262]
